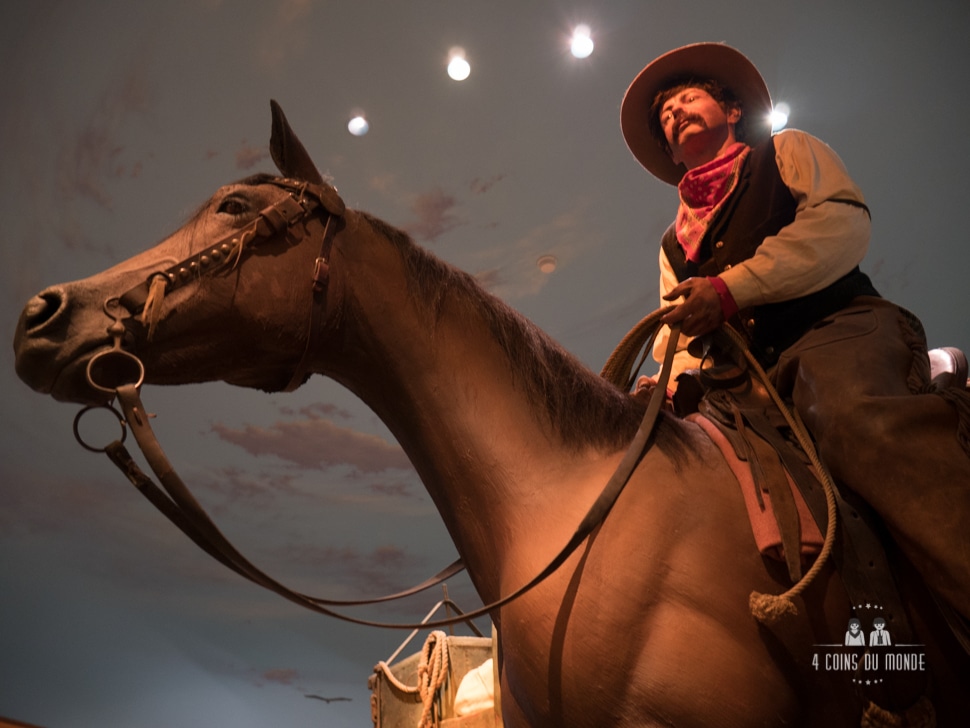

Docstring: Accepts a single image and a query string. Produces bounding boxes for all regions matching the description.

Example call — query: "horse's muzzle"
[13,285,113,403]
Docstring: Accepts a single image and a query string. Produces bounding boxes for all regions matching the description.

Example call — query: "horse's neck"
[316,217,629,598]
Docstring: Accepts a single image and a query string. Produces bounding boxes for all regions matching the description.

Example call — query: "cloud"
[235,140,271,170]
[210,415,411,473]
[368,173,397,194]
[258,668,301,687]
[368,481,420,500]
[278,402,353,420]
[200,466,303,514]
[256,0,313,69]
[273,542,422,595]
[35,51,157,258]
[54,62,155,212]
[370,175,505,244]
[401,187,464,242]
[470,174,506,195]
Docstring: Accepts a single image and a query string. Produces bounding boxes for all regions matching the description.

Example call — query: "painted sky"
[3,1,969,727]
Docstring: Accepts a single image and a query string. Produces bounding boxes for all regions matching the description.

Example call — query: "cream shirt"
[653,128,871,381]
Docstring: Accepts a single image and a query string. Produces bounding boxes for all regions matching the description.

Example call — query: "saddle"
[672,333,970,716]
[606,313,968,721]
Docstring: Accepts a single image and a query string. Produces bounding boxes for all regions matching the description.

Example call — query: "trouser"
[771,297,970,620]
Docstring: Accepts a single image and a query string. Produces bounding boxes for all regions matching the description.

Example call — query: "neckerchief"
[675,142,750,262]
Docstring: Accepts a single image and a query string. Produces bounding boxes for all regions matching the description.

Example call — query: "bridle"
[116,177,345,392]
[74,178,681,629]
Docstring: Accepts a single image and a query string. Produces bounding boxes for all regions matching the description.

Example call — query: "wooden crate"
[369,635,500,727]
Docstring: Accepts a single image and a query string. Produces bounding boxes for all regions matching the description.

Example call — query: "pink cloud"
[473,268,504,292]
[254,668,302,688]
[273,542,422,595]
[210,416,411,473]
[276,402,353,420]
[254,0,313,69]
[54,63,155,212]
[402,187,463,242]
[200,466,303,514]
[235,140,270,170]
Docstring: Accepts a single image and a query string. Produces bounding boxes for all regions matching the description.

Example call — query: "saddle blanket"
[687,413,823,562]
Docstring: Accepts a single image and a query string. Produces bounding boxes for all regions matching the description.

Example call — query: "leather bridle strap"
[108,383,465,612]
[117,178,345,393]
[119,188,323,314]
[99,323,680,629]
[282,211,343,392]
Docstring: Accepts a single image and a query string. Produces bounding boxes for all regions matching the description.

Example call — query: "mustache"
[673,114,706,142]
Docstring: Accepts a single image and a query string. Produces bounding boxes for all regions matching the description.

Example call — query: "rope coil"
[374,631,451,728]
[602,311,839,625]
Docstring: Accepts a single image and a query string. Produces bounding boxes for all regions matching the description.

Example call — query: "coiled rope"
[374,630,451,727]
[717,325,839,623]
[602,310,839,625]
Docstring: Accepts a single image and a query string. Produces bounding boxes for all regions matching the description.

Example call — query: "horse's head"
[14,102,344,404]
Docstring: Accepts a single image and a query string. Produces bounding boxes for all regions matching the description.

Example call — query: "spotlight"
[570,25,594,59]
[448,48,471,81]
[348,116,369,136]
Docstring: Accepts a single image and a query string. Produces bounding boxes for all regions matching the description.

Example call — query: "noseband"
[116,177,345,392]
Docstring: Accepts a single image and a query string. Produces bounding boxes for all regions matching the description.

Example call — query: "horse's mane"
[235,173,684,457]
[358,211,687,459]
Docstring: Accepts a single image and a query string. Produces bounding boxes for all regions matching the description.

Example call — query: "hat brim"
[621,43,772,185]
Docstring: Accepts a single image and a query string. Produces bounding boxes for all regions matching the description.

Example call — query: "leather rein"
[76,177,679,629]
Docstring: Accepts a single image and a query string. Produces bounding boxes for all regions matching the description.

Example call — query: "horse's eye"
[217,197,248,216]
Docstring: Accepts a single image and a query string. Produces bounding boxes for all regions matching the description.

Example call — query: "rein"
[76,182,680,628]
[80,333,679,629]
[74,180,678,629]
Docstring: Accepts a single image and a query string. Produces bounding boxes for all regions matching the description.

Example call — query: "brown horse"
[13,103,969,727]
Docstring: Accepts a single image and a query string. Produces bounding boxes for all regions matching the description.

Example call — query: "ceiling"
[2,1,969,726]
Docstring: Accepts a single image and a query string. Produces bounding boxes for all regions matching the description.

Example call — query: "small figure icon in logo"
[844,617,866,646]
[869,617,892,646]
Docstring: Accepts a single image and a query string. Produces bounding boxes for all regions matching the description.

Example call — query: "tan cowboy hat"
[621,42,773,185]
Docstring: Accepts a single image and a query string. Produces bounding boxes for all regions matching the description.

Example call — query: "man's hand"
[661,276,723,337]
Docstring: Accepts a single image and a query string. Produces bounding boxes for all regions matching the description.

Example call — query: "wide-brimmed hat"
[621,43,772,185]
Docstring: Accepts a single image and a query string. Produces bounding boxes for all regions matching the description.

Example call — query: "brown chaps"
[771,296,970,620]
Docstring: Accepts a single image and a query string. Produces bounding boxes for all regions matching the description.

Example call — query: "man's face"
[658,87,740,167]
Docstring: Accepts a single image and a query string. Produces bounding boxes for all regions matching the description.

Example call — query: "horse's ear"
[269,100,324,184]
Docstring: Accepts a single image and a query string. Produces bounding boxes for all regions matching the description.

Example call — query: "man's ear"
[727,105,742,125]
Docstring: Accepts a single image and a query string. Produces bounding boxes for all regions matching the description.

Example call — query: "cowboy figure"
[620,43,970,621]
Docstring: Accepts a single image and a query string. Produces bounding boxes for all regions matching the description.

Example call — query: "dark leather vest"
[661,138,879,365]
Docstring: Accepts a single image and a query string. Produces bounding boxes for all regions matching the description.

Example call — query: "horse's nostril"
[24,290,65,331]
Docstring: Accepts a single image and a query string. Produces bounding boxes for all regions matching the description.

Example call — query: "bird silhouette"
[305,694,352,703]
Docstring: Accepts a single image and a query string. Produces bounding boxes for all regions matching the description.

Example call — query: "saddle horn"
[269,99,325,184]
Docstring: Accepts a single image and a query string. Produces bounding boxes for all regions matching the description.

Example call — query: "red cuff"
[706,276,739,319]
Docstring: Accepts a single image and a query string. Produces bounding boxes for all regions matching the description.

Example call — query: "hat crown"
[621,43,772,185]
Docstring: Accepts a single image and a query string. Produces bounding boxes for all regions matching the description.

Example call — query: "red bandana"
[675,142,750,262]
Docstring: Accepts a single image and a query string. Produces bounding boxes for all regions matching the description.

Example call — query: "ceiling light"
[447,48,471,81]
[348,116,369,136]
[537,255,558,273]
[570,25,594,59]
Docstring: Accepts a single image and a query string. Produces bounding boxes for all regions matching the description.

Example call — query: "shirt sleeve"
[717,129,871,309]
